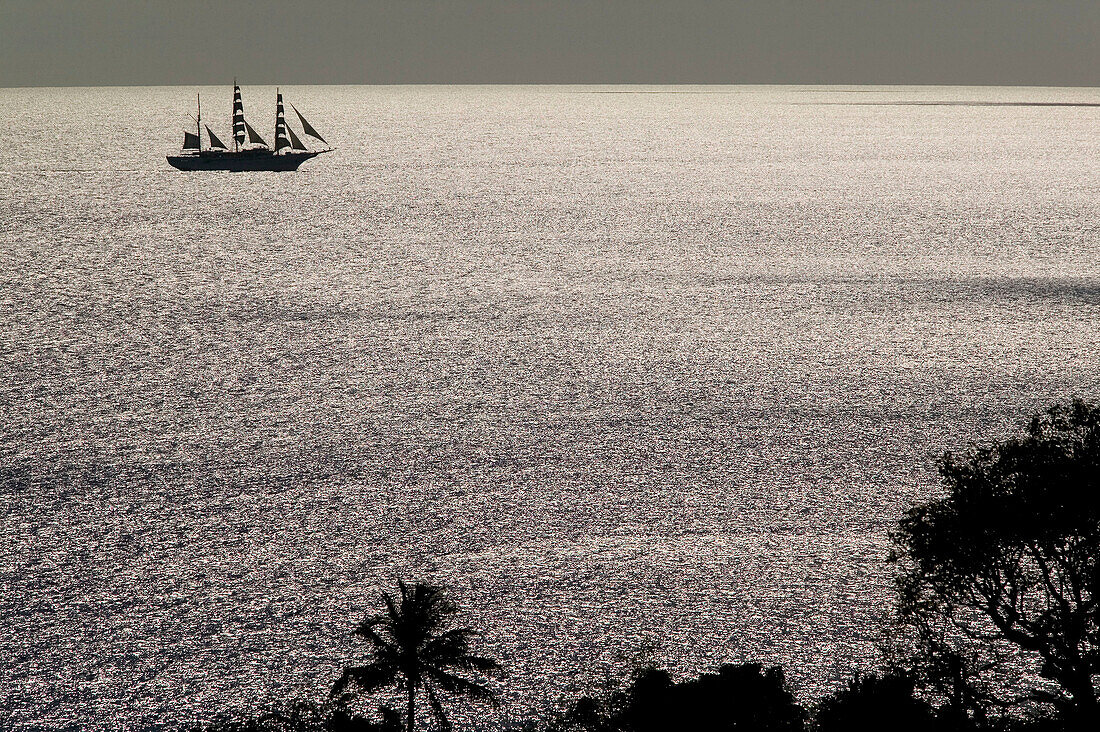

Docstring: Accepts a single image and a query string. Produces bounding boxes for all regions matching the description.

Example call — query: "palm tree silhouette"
[331,580,501,732]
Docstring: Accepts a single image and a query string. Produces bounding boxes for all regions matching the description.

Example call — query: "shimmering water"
[2,85,1099,731]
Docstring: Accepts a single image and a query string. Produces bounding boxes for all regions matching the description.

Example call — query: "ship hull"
[166,150,323,171]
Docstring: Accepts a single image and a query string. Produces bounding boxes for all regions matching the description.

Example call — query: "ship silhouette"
[167,83,332,171]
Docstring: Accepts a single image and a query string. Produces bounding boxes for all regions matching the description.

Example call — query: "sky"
[2,0,1098,87]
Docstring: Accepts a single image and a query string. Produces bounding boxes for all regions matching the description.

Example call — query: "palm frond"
[425,667,499,706]
[353,613,390,633]
[384,589,401,624]
[330,662,400,697]
[421,628,476,660]
[353,622,401,659]
[426,687,454,732]
[447,654,501,674]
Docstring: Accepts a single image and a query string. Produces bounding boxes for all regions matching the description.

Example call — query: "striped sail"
[232,85,246,148]
[274,92,291,152]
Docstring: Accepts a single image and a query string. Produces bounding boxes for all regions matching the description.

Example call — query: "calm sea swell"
[1,85,1099,730]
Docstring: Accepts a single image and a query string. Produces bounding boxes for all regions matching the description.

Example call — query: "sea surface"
[1,85,1099,731]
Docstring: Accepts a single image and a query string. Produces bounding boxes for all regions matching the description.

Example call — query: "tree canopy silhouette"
[812,671,935,732]
[331,581,501,732]
[890,400,1100,725]
[551,662,805,732]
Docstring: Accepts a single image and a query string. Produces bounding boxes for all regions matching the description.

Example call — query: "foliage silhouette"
[890,400,1100,727]
[812,671,936,732]
[550,662,805,732]
[331,580,501,732]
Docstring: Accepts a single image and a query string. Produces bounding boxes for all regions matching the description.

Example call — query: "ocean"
[1,85,1098,730]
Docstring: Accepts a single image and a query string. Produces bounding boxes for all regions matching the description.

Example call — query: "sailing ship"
[167,83,332,171]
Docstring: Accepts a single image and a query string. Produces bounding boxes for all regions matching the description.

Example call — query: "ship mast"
[231,79,237,152]
[196,93,202,152]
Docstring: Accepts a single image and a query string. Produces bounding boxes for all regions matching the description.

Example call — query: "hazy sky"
[2,1,1098,86]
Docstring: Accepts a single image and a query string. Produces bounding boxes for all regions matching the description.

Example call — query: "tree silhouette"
[891,400,1100,726]
[551,662,805,732]
[331,581,501,732]
[813,672,935,732]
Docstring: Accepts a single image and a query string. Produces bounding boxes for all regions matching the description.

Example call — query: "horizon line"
[4,81,1100,91]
